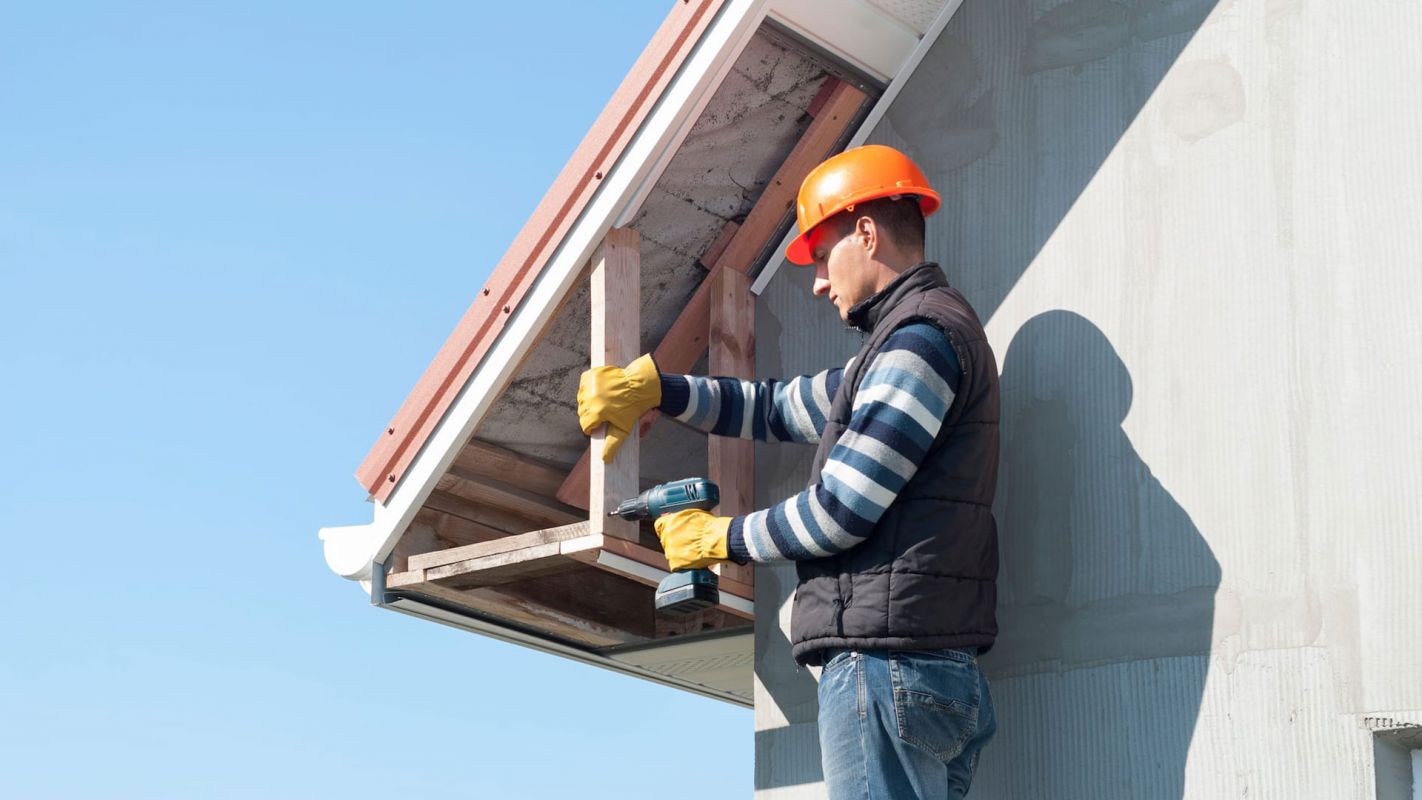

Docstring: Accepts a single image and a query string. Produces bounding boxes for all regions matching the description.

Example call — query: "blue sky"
[0,3,751,797]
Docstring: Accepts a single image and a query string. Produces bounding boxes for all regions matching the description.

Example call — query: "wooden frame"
[389,525,752,618]
[588,228,641,542]
[376,79,870,653]
[384,229,753,652]
[708,267,756,587]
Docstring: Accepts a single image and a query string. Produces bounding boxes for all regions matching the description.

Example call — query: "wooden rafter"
[453,438,568,498]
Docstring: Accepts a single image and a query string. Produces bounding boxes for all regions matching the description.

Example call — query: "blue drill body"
[609,477,721,616]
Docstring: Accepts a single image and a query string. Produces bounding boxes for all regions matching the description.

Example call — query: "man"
[578,145,1000,799]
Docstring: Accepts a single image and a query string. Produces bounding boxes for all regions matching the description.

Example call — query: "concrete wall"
[753,0,1422,796]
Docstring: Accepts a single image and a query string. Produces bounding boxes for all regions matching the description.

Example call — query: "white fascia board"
[383,595,753,706]
[768,0,921,84]
[320,0,773,586]
[751,0,964,296]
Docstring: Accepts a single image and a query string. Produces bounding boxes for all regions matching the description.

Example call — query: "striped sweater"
[658,322,962,562]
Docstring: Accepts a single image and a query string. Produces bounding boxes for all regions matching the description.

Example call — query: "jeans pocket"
[891,652,979,762]
[822,649,856,672]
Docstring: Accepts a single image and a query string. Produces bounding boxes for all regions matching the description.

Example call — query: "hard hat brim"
[783,190,941,267]
[785,233,814,266]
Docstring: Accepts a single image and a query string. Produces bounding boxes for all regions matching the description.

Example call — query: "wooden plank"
[415,506,507,549]
[453,438,567,498]
[440,467,583,529]
[425,485,541,536]
[587,228,642,540]
[408,522,591,572]
[356,0,726,501]
[390,529,753,637]
[708,267,757,587]
[426,541,577,589]
[557,79,868,509]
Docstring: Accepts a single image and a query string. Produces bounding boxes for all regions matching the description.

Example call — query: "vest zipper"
[833,576,853,636]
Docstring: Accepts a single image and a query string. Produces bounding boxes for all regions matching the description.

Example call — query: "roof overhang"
[320,0,965,703]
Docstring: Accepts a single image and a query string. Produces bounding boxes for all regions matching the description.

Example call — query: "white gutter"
[320,0,775,583]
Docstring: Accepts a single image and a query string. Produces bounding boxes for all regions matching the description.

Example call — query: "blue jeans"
[817,648,996,799]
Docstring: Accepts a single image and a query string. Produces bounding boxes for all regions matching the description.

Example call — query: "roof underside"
[475,31,836,482]
[327,0,969,703]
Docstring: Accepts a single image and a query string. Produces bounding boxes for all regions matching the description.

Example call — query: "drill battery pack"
[653,569,720,617]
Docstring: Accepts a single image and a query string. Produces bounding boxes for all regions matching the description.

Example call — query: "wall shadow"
[873,0,1224,324]
[977,311,1219,798]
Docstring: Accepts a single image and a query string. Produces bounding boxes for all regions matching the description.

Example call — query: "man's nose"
[812,277,831,297]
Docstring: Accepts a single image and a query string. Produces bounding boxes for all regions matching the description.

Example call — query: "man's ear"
[856,215,879,256]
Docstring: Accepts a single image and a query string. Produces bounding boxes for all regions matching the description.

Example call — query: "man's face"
[808,218,876,323]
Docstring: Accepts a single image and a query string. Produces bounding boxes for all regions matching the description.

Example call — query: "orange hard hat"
[785,144,940,265]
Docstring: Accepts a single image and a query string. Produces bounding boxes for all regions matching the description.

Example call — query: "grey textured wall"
[754,0,1422,796]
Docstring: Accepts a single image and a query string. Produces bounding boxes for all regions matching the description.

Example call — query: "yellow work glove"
[654,509,732,571]
[577,353,662,462]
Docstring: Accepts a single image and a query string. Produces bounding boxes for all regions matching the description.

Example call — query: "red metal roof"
[356,0,725,502]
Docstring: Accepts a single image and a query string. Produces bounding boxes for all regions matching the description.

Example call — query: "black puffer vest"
[792,262,1000,666]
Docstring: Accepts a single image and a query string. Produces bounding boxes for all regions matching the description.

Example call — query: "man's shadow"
[976,310,1220,798]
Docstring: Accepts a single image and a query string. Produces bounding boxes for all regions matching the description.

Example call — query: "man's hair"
[828,196,926,253]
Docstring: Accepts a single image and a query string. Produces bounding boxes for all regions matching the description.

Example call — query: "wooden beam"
[424,542,581,589]
[708,267,756,587]
[391,522,754,648]
[414,507,506,550]
[454,438,568,499]
[587,228,642,540]
[426,484,543,536]
[557,78,867,509]
[441,467,583,529]
[697,220,740,270]
[408,522,591,572]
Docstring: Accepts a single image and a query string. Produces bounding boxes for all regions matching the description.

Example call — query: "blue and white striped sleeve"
[725,322,962,562]
[658,363,850,444]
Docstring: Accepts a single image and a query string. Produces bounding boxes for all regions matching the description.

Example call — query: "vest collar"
[845,261,948,333]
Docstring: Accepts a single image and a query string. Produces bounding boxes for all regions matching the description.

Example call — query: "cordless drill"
[609,477,721,617]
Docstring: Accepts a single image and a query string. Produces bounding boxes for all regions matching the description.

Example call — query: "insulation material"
[752,0,1422,796]
[476,31,832,487]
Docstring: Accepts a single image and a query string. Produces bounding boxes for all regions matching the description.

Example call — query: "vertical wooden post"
[709,267,756,586]
[588,227,641,541]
